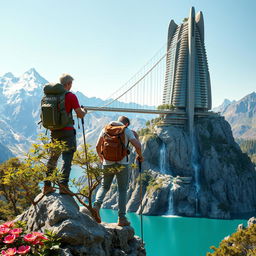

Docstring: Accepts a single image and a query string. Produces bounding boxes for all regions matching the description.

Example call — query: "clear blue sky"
[1,0,256,107]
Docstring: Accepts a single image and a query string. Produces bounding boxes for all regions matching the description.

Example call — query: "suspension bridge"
[85,40,216,130]
[84,44,172,115]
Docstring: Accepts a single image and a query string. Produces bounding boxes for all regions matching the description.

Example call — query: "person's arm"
[74,107,87,119]
[96,136,104,162]
[129,138,144,162]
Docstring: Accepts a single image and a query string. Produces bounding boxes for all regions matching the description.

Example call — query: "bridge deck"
[84,106,216,116]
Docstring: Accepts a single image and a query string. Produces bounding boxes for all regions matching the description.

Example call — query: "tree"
[0,135,120,221]
[0,136,66,220]
[207,224,256,256]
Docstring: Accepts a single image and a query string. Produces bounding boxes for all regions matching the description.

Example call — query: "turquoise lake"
[100,209,246,256]
[70,167,247,256]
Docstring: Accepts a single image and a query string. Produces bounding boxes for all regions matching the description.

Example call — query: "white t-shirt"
[98,121,136,165]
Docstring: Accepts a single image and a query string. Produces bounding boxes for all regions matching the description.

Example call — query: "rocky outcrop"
[16,193,145,256]
[102,115,256,219]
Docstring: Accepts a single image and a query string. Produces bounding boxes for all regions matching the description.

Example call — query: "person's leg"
[60,151,74,185]
[115,164,129,218]
[58,130,76,192]
[44,132,61,193]
[94,165,115,208]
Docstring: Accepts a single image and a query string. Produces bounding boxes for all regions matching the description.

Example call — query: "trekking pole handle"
[81,105,86,125]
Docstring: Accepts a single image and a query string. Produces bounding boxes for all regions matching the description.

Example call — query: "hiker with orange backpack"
[93,116,144,226]
[41,74,87,195]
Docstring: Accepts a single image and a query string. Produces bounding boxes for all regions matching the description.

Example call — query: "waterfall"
[191,132,201,215]
[159,141,175,215]
[159,142,167,174]
[166,180,174,215]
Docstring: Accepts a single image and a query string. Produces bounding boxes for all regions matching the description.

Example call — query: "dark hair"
[118,116,130,126]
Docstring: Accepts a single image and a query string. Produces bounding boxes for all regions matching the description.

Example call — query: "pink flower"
[23,233,37,242]
[9,228,23,236]
[0,227,10,235]
[3,234,16,244]
[1,222,14,228]
[1,247,17,255]
[32,232,48,240]
[17,245,31,254]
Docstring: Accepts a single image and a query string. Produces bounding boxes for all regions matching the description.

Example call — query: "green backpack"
[40,83,73,130]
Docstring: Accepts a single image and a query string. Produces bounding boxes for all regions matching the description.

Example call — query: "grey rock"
[237,224,245,231]
[247,217,256,227]
[16,193,145,256]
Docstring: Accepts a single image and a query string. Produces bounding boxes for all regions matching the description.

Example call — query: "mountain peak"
[22,68,48,86]
[3,72,15,78]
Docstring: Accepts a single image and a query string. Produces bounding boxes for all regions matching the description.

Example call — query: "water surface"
[101,209,246,256]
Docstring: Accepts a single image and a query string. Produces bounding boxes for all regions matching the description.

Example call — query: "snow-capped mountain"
[0,69,149,162]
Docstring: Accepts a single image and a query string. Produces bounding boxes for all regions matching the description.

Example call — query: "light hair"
[59,74,74,86]
[118,116,130,126]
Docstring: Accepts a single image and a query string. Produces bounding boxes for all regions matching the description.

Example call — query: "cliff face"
[102,115,256,219]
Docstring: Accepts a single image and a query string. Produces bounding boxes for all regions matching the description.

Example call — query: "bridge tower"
[162,7,212,134]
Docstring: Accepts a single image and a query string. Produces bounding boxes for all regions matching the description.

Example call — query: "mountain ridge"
[214,91,256,139]
[0,68,150,162]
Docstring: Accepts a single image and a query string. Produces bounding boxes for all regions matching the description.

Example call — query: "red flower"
[23,233,37,243]
[1,247,17,255]
[1,222,14,228]
[3,234,16,244]
[17,245,31,255]
[0,227,10,235]
[9,228,23,236]
[32,231,47,239]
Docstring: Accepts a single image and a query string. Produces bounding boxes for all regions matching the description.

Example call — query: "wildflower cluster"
[0,221,60,256]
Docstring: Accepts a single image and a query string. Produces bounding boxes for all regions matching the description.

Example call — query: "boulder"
[16,193,145,256]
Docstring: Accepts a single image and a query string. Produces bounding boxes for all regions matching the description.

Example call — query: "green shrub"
[207,224,256,256]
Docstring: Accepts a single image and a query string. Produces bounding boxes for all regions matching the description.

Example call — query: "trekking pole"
[80,109,91,198]
[80,106,89,162]
[138,160,144,244]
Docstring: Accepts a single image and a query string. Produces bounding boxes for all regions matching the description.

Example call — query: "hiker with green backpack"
[40,74,86,195]
[93,116,144,226]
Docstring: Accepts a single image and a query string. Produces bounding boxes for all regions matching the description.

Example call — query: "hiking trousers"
[94,164,129,218]
[45,129,76,186]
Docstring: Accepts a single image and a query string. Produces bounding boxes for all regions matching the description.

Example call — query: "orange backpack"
[101,124,129,162]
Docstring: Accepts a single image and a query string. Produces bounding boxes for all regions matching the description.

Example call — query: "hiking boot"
[91,207,101,223]
[43,185,56,195]
[117,216,130,227]
[59,184,75,196]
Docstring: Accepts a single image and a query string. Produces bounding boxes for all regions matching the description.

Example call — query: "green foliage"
[136,170,154,187]
[207,224,256,256]
[157,104,174,110]
[71,146,130,214]
[0,158,41,220]
[146,177,164,195]
[237,139,256,165]
[137,127,152,137]
[0,136,67,220]
[137,117,162,138]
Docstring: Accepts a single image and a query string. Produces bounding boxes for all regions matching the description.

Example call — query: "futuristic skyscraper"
[162,7,212,133]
